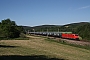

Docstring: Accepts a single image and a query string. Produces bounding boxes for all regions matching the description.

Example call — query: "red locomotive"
[62,33,79,40]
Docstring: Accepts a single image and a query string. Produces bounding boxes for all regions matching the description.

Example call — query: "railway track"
[31,34,90,46]
[58,38,90,46]
[35,35,90,46]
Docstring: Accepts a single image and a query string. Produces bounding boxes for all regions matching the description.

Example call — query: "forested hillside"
[23,22,90,41]
[0,18,90,40]
[76,23,90,40]
[24,22,89,32]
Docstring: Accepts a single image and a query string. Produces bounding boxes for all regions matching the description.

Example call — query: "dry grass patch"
[0,36,90,60]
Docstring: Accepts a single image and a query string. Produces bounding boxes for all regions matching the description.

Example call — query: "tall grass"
[45,38,90,50]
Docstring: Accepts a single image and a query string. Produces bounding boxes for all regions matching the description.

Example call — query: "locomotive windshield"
[75,34,78,36]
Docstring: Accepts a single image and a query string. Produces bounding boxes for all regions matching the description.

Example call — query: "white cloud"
[77,6,90,10]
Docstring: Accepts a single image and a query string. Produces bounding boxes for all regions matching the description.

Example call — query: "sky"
[0,0,90,26]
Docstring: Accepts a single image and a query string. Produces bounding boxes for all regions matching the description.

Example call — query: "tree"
[0,19,20,38]
[76,23,90,40]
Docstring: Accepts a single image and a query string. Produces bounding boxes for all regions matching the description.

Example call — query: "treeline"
[0,19,25,39]
[24,25,75,32]
[24,22,90,41]
[2,18,90,41]
[76,23,90,40]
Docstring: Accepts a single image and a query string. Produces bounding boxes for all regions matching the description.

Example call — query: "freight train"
[29,32,79,40]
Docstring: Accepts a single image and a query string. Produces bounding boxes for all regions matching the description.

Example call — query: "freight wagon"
[29,32,79,40]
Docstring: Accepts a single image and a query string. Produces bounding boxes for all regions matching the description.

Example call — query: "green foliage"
[76,23,90,40]
[19,33,26,38]
[23,22,90,40]
[24,22,89,32]
[0,18,25,39]
[79,36,82,40]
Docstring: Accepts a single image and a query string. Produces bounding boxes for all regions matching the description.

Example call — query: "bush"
[79,36,82,40]
[19,33,26,38]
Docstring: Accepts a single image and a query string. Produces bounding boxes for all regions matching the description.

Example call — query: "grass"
[45,38,90,50]
[0,35,90,60]
[11,37,29,40]
[0,37,29,40]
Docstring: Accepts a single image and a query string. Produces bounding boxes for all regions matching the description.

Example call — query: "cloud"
[77,6,90,10]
